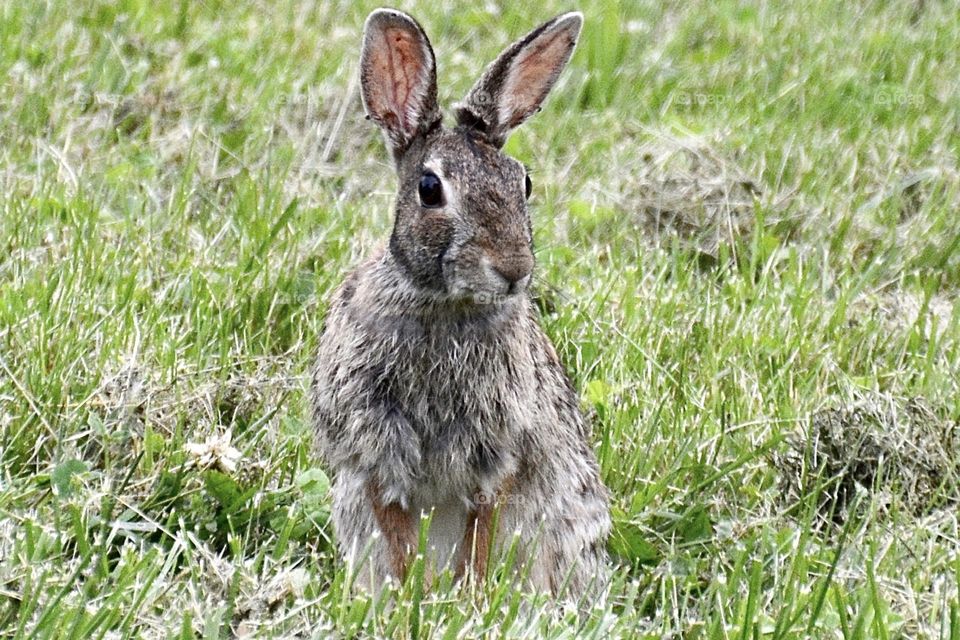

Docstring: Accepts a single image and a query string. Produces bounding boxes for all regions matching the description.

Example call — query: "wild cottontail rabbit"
[312,8,610,597]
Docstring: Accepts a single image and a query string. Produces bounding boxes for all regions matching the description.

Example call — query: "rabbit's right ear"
[360,9,441,161]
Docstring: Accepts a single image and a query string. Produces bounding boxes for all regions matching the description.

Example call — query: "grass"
[1,0,959,637]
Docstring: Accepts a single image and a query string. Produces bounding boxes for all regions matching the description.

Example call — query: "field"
[2,0,959,637]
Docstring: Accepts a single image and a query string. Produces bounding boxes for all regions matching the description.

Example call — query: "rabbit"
[311,8,610,598]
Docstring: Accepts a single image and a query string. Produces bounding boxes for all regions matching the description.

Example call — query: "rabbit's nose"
[490,254,534,291]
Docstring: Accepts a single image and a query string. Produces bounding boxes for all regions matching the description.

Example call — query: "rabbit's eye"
[524,174,532,200]
[418,172,444,208]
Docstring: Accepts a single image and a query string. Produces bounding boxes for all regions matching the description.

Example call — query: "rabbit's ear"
[360,9,442,160]
[455,12,582,148]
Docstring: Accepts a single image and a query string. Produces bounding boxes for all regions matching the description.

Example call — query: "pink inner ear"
[501,29,575,129]
[369,26,427,134]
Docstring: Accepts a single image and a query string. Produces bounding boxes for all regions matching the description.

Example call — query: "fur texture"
[311,9,610,597]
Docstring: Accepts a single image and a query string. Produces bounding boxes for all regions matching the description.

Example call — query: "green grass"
[2,0,959,637]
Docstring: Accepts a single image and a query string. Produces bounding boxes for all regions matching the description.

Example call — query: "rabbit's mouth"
[453,286,527,307]
[442,258,531,307]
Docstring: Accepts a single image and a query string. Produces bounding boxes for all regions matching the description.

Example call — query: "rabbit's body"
[312,8,610,597]
[314,247,609,592]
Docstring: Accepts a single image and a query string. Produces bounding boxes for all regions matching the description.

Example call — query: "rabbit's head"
[359,9,582,305]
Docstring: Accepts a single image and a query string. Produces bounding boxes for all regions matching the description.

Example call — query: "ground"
[1,0,959,638]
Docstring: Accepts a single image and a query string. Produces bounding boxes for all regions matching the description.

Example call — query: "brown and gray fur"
[311,8,610,597]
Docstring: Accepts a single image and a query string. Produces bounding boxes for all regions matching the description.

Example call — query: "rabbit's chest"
[388,333,534,487]
[393,344,531,431]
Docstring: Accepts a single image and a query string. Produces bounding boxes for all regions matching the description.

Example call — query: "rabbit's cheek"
[416,212,454,249]
[442,255,475,297]
[414,213,454,264]
[440,251,461,292]
[441,244,485,298]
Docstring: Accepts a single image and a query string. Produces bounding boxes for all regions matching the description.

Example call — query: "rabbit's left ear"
[455,12,583,148]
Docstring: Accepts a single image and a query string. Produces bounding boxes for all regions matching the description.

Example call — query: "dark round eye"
[418,172,443,208]
[524,174,532,199]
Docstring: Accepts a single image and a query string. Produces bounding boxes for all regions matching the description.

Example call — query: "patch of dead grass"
[591,127,795,260]
[777,392,959,523]
[850,289,957,339]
